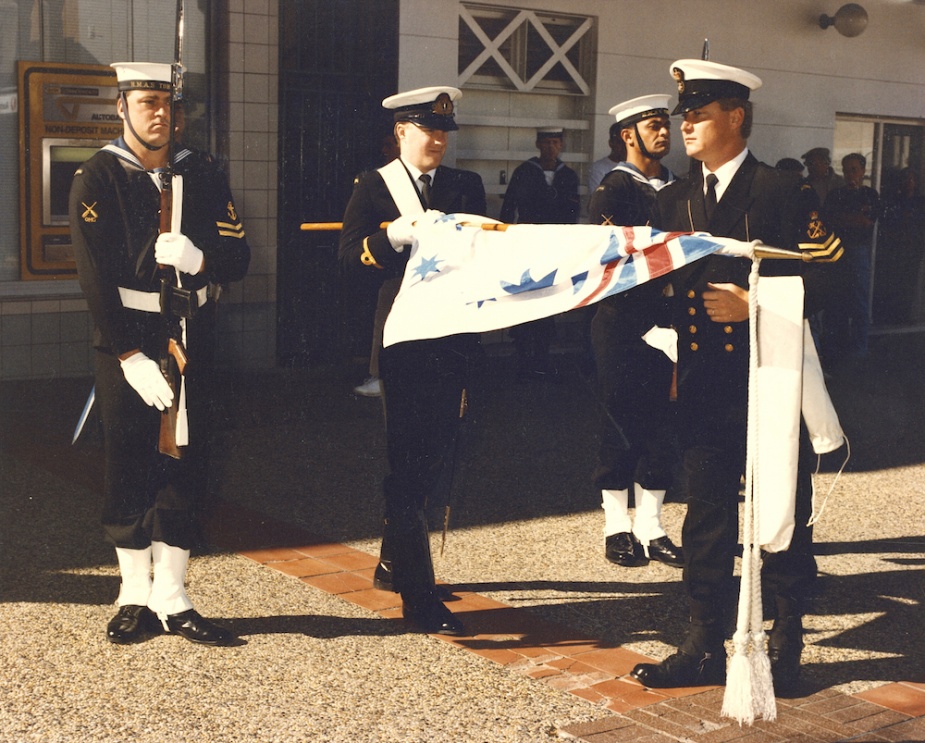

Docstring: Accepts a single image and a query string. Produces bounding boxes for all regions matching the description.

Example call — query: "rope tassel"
[722,257,778,724]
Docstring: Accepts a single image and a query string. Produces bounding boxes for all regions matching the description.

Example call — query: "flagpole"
[299,221,511,232]
[300,222,349,231]
[299,220,820,262]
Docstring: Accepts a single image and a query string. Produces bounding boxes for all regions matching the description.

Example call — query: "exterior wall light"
[819,3,869,36]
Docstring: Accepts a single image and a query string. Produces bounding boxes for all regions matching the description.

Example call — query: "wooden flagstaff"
[299,222,348,231]
[297,221,823,260]
[299,220,513,232]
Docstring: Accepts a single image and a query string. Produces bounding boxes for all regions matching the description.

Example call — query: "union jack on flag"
[382,213,745,347]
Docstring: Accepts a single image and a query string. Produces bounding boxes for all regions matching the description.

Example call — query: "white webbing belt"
[118,285,208,313]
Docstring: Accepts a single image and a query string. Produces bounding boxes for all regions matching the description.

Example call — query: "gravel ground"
[1,332,923,741]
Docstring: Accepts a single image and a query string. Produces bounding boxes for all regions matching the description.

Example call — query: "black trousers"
[379,337,469,603]
[94,317,214,550]
[591,308,676,492]
[681,414,817,636]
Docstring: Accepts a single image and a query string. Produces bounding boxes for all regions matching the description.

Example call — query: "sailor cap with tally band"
[110,62,173,92]
[668,59,762,115]
[609,95,671,129]
[536,127,564,140]
[383,86,461,131]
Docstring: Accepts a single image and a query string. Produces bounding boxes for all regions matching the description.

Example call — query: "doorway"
[276,0,398,367]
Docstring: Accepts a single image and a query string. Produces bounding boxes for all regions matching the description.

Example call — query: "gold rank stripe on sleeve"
[360,237,383,269]
[798,233,843,263]
[216,220,246,238]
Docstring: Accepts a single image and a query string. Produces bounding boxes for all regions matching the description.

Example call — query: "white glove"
[120,352,174,411]
[641,326,678,363]
[386,214,418,251]
[386,209,445,251]
[155,232,204,274]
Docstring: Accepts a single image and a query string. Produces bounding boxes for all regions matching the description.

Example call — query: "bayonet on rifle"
[156,0,188,459]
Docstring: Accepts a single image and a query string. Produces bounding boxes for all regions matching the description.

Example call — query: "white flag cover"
[755,276,805,552]
[382,214,742,347]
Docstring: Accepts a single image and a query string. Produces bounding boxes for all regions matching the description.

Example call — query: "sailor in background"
[70,62,249,646]
[339,86,486,636]
[500,127,581,380]
[587,95,683,570]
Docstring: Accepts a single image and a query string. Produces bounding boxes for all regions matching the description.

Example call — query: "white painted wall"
[398,0,925,175]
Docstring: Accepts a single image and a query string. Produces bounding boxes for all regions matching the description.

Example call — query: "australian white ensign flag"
[382,213,746,347]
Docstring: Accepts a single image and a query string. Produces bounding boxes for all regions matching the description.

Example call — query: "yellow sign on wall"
[18,61,121,280]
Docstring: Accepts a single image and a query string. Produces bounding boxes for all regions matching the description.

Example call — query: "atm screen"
[43,140,102,226]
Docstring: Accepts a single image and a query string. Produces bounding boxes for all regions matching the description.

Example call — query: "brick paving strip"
[205,498,925,743]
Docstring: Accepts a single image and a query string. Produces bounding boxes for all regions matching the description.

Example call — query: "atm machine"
[18,61,120,280]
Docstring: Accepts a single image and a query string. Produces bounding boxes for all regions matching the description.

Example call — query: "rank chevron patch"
[216,221,246,238]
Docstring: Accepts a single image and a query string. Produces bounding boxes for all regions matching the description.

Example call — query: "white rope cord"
[722,255,777,724]
[808,437,851,526]
[746,256,775,722]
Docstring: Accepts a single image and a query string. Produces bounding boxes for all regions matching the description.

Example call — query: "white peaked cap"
[382,86,462,110]
[382,86,462,131]
[668,59,762,115]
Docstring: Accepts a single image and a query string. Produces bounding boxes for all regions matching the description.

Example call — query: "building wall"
[398,0,925,179]
[223,0,279,370]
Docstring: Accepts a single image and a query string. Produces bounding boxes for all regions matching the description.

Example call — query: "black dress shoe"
[768,617,804,695]
[643,536,684,568]
[106,605,160,644]
[402,597,466,636]
[165,609,237,646]
[373,560,457,601]
[605,532,646,566]
[631,647,727,688]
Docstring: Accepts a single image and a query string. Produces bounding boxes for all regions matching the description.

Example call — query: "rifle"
[157,0,188,459]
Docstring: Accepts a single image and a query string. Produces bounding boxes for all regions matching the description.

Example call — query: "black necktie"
[705,173,719,221]
[419,174,432,208]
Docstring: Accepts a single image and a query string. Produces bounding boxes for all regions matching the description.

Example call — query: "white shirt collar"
[703,147,748,203]
[400,159,437,187]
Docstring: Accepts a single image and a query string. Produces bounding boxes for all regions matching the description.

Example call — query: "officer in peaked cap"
[802,146,846,207]
[70,62,249,647]
[339,85,486,636]
[668,58,763,115]
[802,146,831,163]
[383,85,461,131]
[587,93,682,572]
[630,59,842,694]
